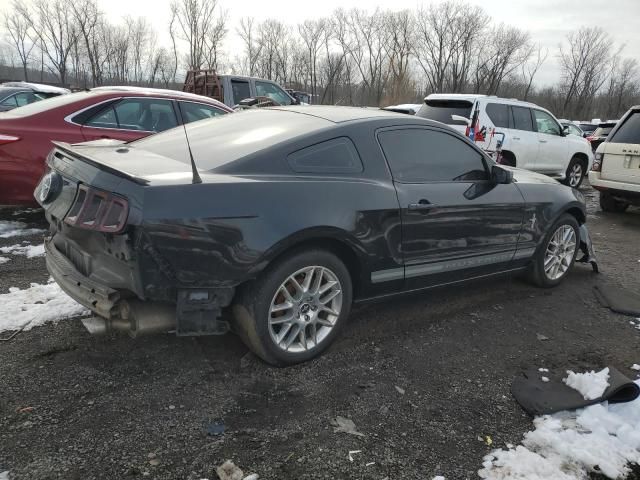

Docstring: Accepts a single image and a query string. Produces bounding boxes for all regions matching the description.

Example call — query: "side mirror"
[491,165,513,184]
[561,125,569,136]
[451,114,471,126]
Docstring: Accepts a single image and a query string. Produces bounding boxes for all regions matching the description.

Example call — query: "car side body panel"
[38,109,588,328]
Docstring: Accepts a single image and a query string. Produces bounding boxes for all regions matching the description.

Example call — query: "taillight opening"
[592,152,603,172]
[64,184,129,233]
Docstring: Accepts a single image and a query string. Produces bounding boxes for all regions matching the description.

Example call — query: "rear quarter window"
[609,114,640,144]
[486,103,510,128]
[287,137,363,174]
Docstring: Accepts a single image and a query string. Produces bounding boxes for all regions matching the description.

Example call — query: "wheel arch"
[250,227,367,297]
[501,150,516,167]
[571,152,589,169]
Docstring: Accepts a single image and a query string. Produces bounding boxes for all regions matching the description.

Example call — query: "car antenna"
[181,122,202,184]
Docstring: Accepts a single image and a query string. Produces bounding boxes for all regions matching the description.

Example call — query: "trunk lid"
[600,142,640,184]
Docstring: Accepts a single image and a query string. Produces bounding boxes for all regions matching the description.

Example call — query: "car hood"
[502,166,560,185]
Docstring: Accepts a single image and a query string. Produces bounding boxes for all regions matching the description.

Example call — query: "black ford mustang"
[35,106,596,365]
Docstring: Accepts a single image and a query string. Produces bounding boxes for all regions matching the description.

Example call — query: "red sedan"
[0,87,233,205]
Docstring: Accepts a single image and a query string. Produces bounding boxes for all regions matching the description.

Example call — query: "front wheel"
[527,214,579,288]
[562,156,586,188]
[232,249,352,366]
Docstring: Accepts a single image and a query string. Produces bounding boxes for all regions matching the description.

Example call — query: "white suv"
[589,106,640,212]
[416,94,594,187]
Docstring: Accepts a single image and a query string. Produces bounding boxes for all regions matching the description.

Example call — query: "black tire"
[232,249,353,366]
[500,151,516,167]
[527,214,580,288]
[600,191,629,213]
[561,156,586,188]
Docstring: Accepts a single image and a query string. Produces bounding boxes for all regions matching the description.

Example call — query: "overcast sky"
[4,0,640,87]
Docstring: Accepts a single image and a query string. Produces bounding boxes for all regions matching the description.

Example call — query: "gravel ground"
[1,186,640,480]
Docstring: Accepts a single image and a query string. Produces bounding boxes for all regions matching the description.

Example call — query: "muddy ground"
[1,186,639,480]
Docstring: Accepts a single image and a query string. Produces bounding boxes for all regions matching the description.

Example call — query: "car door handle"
[408,200,436,211]
[539,139,547,143]
[512,137,520,140]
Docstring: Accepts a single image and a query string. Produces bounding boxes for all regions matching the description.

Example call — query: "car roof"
[2,81,70,94]
[270,105,408,123]
[90,86,231,108]
[0,86,29,96]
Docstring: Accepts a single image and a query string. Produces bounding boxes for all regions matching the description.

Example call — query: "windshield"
[416,100,473,126]
[578,123,597,133]
[592,126,614,137]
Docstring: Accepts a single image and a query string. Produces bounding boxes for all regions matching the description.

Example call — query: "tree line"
[1,0,638,120]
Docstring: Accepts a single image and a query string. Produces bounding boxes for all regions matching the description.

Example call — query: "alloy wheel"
[543,224,577,280]
[568,163,583,187]
[268,266,343,353]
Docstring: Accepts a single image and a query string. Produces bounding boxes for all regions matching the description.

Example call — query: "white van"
[416,94,594,188]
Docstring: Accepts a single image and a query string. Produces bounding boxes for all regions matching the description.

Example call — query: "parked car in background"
[36,106,594,365]
[577,122,598,136]
[589,106,640,212]
[586,122,617,151]
[416,94,593,187]
[183,70,297,108]
[0,82,70,111]
[0,87,232,205]
[560,121,586,138]
[382,104,422,115]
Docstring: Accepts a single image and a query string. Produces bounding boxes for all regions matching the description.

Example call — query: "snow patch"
[0,256,9,264]
[0,279,89,333]
[632,365,640,371]
[0,243,45,258]
[0,221,45,238]
[479,380,640,480]
[0,471,9,480]
[563,368,610,400]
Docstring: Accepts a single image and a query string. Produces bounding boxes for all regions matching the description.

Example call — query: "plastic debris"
[538,368,549,372]
[395,386,405,395]
[365,462,375,467]
[332,416,364,437]
[536,333,549,341]
[348,450,361,462]
[632,364,640,371]
[485,435,493,446]
[206,420,225,436]
[243,475,259,480]
[216,460,244,480]
[541,377,550,382]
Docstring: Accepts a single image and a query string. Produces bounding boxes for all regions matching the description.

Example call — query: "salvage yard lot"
[1,187,640,480]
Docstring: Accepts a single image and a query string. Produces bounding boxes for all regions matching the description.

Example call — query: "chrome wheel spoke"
[268,265,343,354]
[543,224,577,280]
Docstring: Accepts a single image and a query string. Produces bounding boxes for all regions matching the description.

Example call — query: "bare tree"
[4,2,36,81]
[414,1,489,93]
[171,0,227,71]
[521,44,548,100]
[298,19,325,100]
[29,0,79,85]
[559,26,615,118]
[473,24,531,94]
[237,17,261,76]
[384,10,414,104]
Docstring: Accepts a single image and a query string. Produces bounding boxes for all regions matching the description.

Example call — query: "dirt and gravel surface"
[1,186,640,480]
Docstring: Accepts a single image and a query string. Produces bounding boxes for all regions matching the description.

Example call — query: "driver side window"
[533,110,561,136]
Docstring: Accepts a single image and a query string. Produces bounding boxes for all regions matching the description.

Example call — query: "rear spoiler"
[51,141,149,185]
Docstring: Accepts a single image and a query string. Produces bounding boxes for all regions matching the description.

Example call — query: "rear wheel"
[600,191,629,213]
[232,249,352,366]
[562,156,586,188]
[527,214,579,288]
